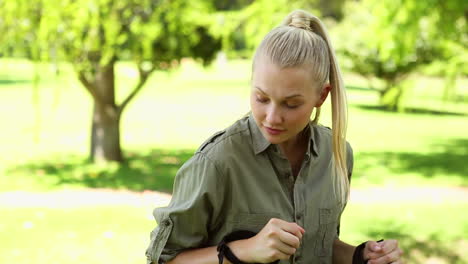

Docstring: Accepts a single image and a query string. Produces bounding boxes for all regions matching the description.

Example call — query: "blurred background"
[0,0,467,263]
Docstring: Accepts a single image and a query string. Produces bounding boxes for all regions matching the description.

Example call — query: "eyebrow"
[254,86,303,99]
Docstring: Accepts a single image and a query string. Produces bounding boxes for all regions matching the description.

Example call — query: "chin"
[263,134,286,145]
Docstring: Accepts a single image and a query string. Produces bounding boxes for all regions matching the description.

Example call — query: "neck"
[278,128,308,158]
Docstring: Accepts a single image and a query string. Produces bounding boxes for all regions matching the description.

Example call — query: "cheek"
[250,98,263,118]
[249,95,256,108]
[286,107,314,125]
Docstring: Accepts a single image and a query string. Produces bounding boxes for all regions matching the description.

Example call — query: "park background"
[0,0,467,263]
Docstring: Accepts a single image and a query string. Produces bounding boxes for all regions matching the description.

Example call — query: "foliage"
[212,0,341,59]
[0,0,221,65]
[0,0,222,163]
[334,0,467,111]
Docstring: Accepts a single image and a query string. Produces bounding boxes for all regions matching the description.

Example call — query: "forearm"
[167,240,248,264]
[332,239,355,264]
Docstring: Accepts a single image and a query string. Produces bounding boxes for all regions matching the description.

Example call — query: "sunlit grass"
[0,202,466,264]
[0,206,155,264]
[340,202,468,264]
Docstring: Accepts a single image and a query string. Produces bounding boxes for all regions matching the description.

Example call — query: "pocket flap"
[230,212,281,230]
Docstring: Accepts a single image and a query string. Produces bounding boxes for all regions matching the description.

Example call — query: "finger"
[366,241,383,253]
[367,240,401,259]
[380,240,398,255]
[297,224,305,234]
[364,241,384,260]
[278,230,301,249]
[267,218,304,241]
[280,222,305,240]
[367,248,404,264]
[273,239,297,256]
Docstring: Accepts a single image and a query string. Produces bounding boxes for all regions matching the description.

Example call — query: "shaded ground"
[5,138,468,192]
[5,149,195,192]
[354,104,468,117]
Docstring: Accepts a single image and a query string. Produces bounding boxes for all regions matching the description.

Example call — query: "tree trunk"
[379,81,402,112]
[89,63,123,163]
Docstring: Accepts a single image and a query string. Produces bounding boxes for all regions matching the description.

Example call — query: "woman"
[146,10,404,264]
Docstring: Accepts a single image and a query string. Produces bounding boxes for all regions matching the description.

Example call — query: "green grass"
[340,202,468,264]
[0,206,156,264]
[1,203,466,264]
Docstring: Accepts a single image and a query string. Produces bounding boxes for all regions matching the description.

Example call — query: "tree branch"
[77,71,105,106]
[118,64,155,113]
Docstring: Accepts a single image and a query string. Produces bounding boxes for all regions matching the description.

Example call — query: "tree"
[212,0,328,59]
[334,0,467,111]
[0,0,221,162]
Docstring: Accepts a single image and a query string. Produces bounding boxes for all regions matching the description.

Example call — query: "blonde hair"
[252,10,349,204]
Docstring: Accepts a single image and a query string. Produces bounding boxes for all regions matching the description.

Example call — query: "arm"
[333,238,404,264]
[168,218,304,264]
[167,245,230,264]
[332,239,355,264]
[146,154,227,263]
[167,240,248,264]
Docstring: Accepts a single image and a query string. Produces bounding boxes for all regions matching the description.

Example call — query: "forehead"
[253,57,316,94]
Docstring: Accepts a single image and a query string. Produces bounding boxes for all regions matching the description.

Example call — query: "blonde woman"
[146,10,404,264]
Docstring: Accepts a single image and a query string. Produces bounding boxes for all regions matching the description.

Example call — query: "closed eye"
[256,97,269,103]
[285,103,300,109]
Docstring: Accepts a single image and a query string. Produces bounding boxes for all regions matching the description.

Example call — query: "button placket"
[293,178,305,225]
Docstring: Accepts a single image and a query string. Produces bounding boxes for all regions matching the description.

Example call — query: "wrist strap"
[217,230,256,264]
[217,239,245,264]
[217,230,279,264]
[352,239,384,264]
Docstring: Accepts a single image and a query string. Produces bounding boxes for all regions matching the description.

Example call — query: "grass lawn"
[0,202,466,264]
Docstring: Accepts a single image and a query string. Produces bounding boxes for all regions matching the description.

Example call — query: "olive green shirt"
[146,114,353,264]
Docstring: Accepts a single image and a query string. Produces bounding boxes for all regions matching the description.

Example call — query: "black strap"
[217,230,279,264]
[352,239,384,264]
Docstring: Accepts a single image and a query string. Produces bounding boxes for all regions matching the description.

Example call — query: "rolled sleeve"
[146,153,226,263]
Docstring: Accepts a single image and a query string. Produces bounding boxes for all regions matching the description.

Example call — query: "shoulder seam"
[197,126,249,155]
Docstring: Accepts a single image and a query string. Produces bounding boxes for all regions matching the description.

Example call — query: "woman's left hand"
[363,239,404,264]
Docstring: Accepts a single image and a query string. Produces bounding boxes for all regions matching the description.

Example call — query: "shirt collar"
[248,114,318,156]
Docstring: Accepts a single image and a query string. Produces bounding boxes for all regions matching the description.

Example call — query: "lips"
[264,126,284,135]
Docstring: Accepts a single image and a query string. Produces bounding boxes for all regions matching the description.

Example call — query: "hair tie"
[288,16,312,31]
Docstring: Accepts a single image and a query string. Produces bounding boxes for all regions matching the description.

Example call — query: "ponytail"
[254,10,349,204]
[307,13,349,204]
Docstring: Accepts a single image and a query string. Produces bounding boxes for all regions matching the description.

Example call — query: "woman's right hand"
[230,218,305,263]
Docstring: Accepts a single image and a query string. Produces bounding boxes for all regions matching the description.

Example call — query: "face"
[250,56,330,147]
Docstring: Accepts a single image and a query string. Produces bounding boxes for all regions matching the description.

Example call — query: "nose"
[265,104,283,126]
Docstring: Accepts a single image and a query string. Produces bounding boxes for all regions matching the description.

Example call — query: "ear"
[315,84,331,107]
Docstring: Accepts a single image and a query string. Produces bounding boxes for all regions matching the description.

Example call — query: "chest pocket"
[229,213,281,233]
[314,204,341,257]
